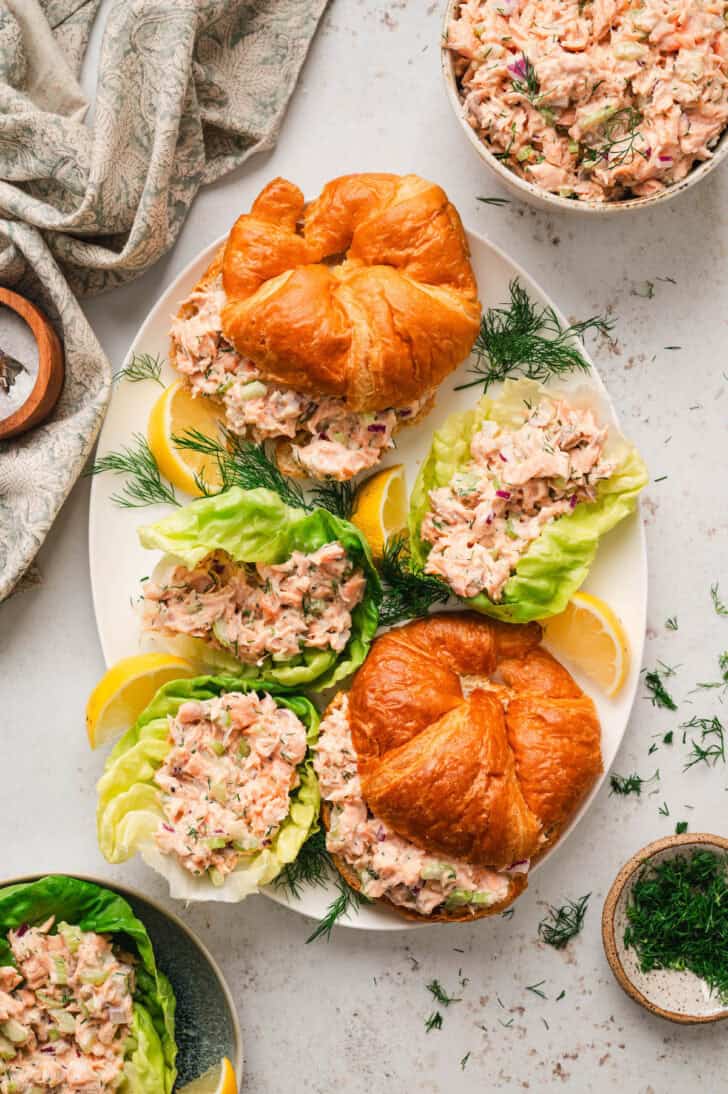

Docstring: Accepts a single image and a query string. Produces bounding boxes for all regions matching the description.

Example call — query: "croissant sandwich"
[169,173,481,482]
[313,612,603,921]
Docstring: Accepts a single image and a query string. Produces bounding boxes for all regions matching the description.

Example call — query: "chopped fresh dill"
[378,533,451,626]
[274,829,371,942]
[645,664,678,710]
[663,731,674,745]
[477,196,511,206]
[658,801,670,816]
[538,893,590,949]
[682,716,726,770]
[665,616,678,631]
[510,55,540,102]
[88,434,179,508]
[498,1017,514,1028]
[426,979,462,1007]
[525,980,547,999]
[624,849,728,1003]
[460,1051,471,1070]
[501,908,515,919]
[309,478,356,520]
[113,352,164,387]
[653,475,668,483]
[694,651,728,696]
[455,280,612,392]
[675,821,688,834]
[711,583,728,617]
[425,1011,443,1033]
[581,107,647,169]
[648,743,658,755]
[610,770,659,796]
[556,989,566,1001]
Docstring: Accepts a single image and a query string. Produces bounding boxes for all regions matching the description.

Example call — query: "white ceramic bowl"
[441,0,728,214]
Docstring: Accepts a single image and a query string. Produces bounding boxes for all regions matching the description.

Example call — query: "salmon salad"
[420,397,614,601]
[155,691,308,885]
[0,918,135,1092]
[314,697,517,916]
[142,542,366,667]
[448,0,728,201]
[171,276,426,480]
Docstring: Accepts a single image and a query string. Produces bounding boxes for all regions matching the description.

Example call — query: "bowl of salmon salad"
[442,0,728,210]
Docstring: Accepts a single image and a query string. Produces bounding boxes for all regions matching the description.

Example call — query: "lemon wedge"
[543,591,630,697]
[177,1058,238,1094]
[350,464,407,559]
[147,380,225,497]
[86,653,196,749]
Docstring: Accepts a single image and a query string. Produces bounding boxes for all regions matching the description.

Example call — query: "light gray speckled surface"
[1,1,727,1091]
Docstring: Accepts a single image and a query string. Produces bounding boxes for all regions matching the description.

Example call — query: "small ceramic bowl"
[441,0,728,214]
[0,874,243,1086]
[602,834,728,1024]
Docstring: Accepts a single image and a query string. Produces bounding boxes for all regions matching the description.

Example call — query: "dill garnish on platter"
[624,849,728,1004]
[89,434,179,509]
[455,280,612,392]
[378,533,451,626]
[274,829,370,943]
[113,352,165,387]
[537,893,590,948]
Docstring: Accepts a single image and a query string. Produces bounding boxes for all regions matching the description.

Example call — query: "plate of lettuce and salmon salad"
[87,172,648,934]
[0,874,241,1092]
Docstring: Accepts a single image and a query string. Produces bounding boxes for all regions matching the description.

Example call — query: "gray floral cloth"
[0,0,326,601]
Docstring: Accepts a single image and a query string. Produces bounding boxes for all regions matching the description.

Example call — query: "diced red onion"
[16,923,28,937]
[162,823,174,832]
[398,408,412,418]
[569,495,578,509]
[41,1046,56,1054]
[658,155,672,163]
[496,489,511,499]
[368,423,387,433]
[507,54,528,79]
[499,452,508,462]
[508,859,530,874]
[318,432,329,441]
[376,826,386,842]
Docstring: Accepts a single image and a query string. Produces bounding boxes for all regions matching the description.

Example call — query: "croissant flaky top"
[220,174,482,411]
[347,613,603,871]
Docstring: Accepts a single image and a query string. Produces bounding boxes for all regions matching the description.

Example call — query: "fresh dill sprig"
[425,1011,443,1033]
[658,801,670,816]
[455,280,612,392]
[525,980,547,999]
[682,716,726,770]
[510,55,541,102]
[624,849,728,1003]
[694,651,728,696]
[665,616,678,631]
[309,479,356,520]
[113,352,164,387]
[88,434,178,508]
[711,583,728,617]
[273,829,329,899]
[426,980,461,1007]
[610,770,659,796]
[644,664,678,710]
[378,533,451,626]
[477,196,511,207]
[581,107,647,170]
[538,894,590,949]
[305,878,371,944]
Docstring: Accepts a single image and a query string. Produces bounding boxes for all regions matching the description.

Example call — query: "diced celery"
[238,740,251,759]
[568,140,580,155]
[235,380,267,401]
[210,741,226,757]
[614,40,647,60]
[0,1034,16,1060]
[51,956,68,985]
[79,967,110,986]
[50,1009,77,1035]
[516,145,533,162]
[580,104,618,132]
[209,867,225,887]
[0,1020,28,1045]
[58,922,83,954]
[211,782,228,804]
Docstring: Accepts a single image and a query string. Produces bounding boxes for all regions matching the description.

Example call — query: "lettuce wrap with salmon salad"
[409,379,648,623]
[137,487,381,690]
[0,875,176,1093]
[97,675,320,903]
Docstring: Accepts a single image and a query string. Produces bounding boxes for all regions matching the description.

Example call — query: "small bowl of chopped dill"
[602,834,728,1024]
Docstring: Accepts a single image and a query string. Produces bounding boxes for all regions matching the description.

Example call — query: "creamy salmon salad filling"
[142,542,366,666]
[171,277,426,480]
[449,0,728,201]
[155,691,307,883]
[421,398,614,601]
[314,697,517,916]
[0,918,135,1092]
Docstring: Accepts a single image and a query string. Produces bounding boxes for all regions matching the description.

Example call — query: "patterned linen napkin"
[0,0,326,600]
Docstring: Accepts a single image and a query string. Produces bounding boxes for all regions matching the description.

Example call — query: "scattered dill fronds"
[694,651,728,696]
[378,533,451,626]
[645,664,678,710]
[663,731,674,745]
[658,801,670,816]
[556,990,566,1001]
[304,875,371,944]
[460,1052,471,1070]
[113,352,164,387]
[665,616,678,631]
[510,55,540,102]
[477,196,511,207]
[711,583,728,617]
[309,478,356,520]
[501,908,515,919]
[498,1017,514,1028]
[427,980,462,1007]
[648,743,659,755]
[675,821,688,834]
[682,716,726,770]
[88,434,178,508]
[624,849,728,1003]
[274,829,329,900]
[581,107,647,170]
[525,980,547,999]
[425,1011,443,1033]
[537,893,590,949]
[455,280,612,392]
[610,770,659,796]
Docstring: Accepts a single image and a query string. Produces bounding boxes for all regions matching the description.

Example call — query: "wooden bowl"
[602,833,728,1024]
[0,287,64,441]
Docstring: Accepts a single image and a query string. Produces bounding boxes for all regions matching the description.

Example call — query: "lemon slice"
[177,1058,238,1094]
[147,380,225,497]
[350,464,407,559]
[543,591,630,697]
[86,653,197,749]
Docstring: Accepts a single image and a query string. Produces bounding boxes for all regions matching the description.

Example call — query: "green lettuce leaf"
[138,487,381,689]
[0,875,176,1093]
[97,675,321,903]
[409,378,648,622]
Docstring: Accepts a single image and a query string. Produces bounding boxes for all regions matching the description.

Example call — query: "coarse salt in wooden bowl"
[0,287,64,441]
[602,833,728,1024]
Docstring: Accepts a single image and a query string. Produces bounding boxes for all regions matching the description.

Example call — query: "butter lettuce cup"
[409,378,648,623]
[0,875,177,1093]
[97,675,320,903]
[138,486,381,690]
